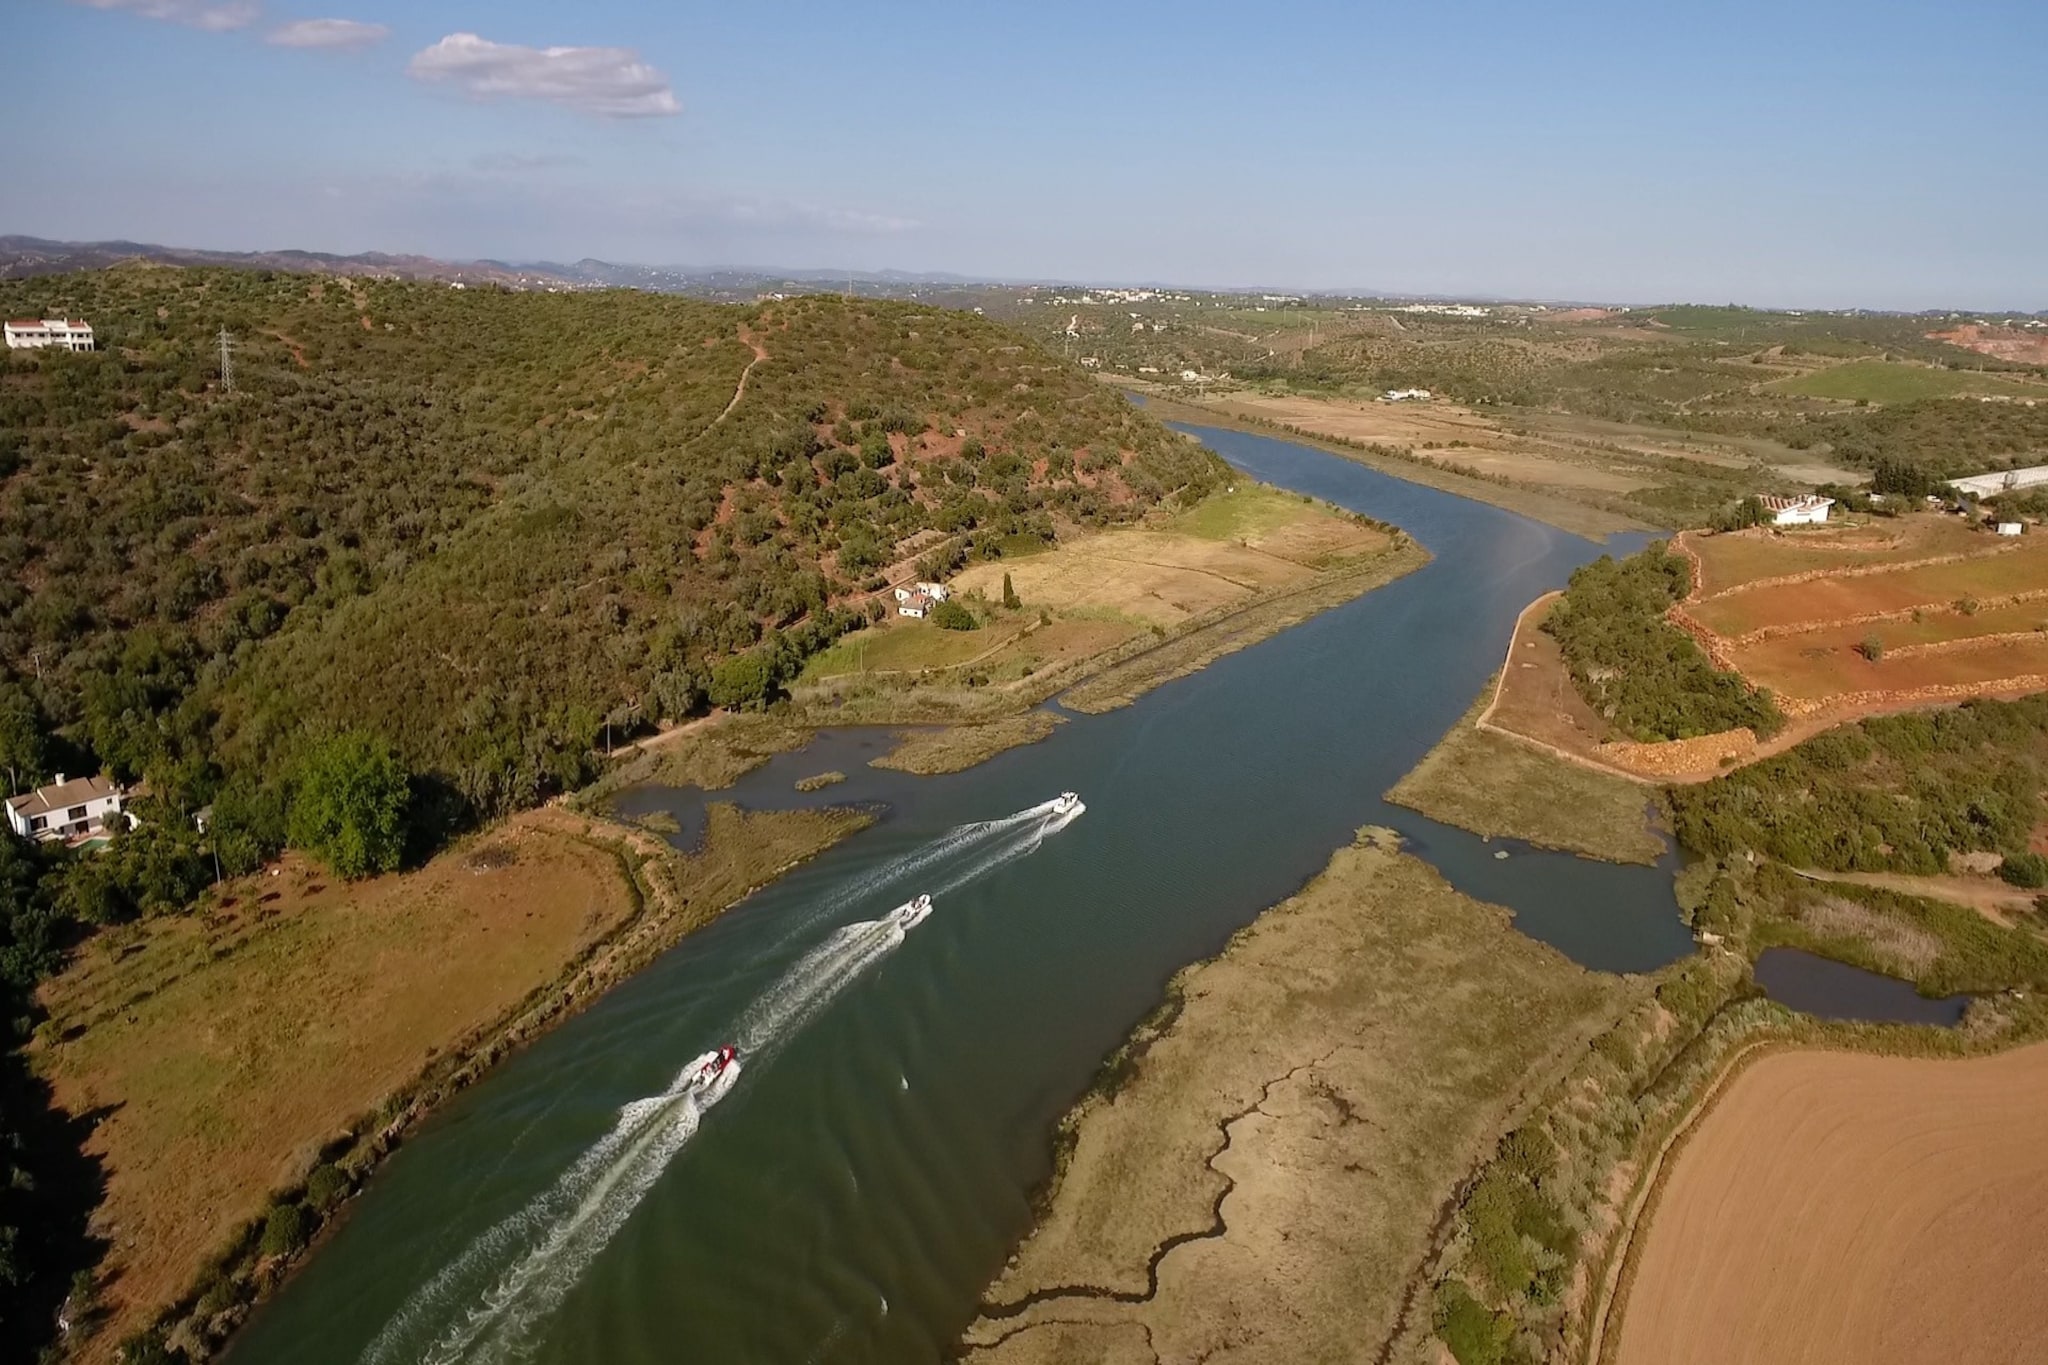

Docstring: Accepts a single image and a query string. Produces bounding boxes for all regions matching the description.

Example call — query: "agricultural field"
[1684,516,1987,596]
[1772,358,2048,404]
[1688,535,2048,638]
[1613,1044,2048,1365]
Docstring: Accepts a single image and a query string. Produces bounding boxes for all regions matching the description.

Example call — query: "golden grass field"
[952,483,1387,628]
[34,816,637,1348]
[1614,1043,2048,1365]
[33,802,867,1356]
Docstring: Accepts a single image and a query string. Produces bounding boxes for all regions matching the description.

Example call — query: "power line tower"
[217,326,236,394]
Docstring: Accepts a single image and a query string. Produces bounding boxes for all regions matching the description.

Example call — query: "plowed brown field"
[1690,542,2048,637]
[1614,1044,2048,1365]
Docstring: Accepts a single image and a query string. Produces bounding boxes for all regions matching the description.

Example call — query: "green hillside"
[0,267,1224,828]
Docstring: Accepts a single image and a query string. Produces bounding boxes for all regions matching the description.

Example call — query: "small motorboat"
[684,1044,738,1093]
[888,893,934,930]
[1051,791,1081,816]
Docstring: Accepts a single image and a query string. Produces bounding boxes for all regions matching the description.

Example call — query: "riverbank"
[41,802,871,1363]
[960,827,1638,1364]
[1387,679,1663,865]
[1132,391,1649,540]
[583,483,1427,795]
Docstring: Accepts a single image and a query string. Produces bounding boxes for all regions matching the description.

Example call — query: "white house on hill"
[6,774,129,842]
[1759,494,1834,526]
[5,318,95,351]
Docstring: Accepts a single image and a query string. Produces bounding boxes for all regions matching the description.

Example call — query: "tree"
[930,600,978,631]
[708,651,776,710]
[287,733,410,879]
[1002,572,1021,610]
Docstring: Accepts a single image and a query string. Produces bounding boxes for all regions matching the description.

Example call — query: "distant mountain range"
[0,235,1004,301]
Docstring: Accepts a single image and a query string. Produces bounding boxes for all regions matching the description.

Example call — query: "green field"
[797,618,1009,680]
[1775,360,2046,404]
[1168,481,1320,540]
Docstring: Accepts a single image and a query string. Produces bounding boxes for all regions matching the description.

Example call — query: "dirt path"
[1610,1043,2048,1365]
[712,326,770,427]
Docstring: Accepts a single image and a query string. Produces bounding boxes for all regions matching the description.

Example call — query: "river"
[227,423,1696,1365]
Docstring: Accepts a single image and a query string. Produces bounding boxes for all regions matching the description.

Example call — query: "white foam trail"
[363,796,1081,1364]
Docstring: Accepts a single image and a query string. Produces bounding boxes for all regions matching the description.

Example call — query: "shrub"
[1001,572,1021,610]
[304,1163,350,1212]
[1857,635,1884,662]
[257,1202,311,1258]
[1999,851,2048,889]
[929,599,978,631]
[1434,1279,1514,1365]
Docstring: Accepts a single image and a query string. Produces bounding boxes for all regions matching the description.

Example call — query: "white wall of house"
[1771,503,1831,526]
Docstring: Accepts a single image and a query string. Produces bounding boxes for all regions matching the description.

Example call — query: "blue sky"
[11,0,2046,308]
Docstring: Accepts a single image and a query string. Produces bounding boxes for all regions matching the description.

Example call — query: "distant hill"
[0,236,1004,301]
[0,263,1225,826]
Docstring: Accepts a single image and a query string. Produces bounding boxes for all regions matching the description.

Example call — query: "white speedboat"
[887,893,934,931]
[1051,791,1082,816]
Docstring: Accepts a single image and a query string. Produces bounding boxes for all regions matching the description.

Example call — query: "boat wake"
[361,795,1082,1365]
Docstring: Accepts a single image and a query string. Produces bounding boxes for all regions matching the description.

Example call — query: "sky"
[10,0,2047,309]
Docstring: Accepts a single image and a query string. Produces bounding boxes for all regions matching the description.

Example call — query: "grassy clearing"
[1166,481,1320,541]
[868,712,1063,775]
[1058,539,1430,713]
[963,828,1638,1365]
[1387,684,1661,864]
[49,802,870,1358]
[1774,359,2048,404]
[797,617,1020,681]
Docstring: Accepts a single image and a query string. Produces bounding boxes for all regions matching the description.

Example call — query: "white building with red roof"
[5,318,95,351]
[1758,493,1834,526]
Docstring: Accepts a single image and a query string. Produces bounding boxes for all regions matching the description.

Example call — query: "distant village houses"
[1382,388,1432,402]
[6,774,131,843]
[5,318,94,351]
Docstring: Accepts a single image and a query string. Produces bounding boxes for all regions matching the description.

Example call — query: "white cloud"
[407,32,680,119]
[266,17,389,50]
[71,0,262,29]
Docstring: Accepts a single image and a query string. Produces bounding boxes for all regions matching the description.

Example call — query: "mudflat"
[1614,1043,2048,1365]
[960,830,1635,1364]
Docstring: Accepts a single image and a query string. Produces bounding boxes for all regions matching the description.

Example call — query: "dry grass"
[869,711,1064,775]
[35,816,638,1349]
[951,505,1385,630]
[1686,519,1985,596]
[1388,683,1661,864]
[39,802,873,1358]
[962,830,1636,1365]
[1613,1044,2048,1365]
[1798,895,1942,975]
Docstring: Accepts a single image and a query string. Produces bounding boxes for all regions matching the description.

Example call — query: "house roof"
[5,319,89,330]
[7,774,122,818]
[1757,494,1833,512]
